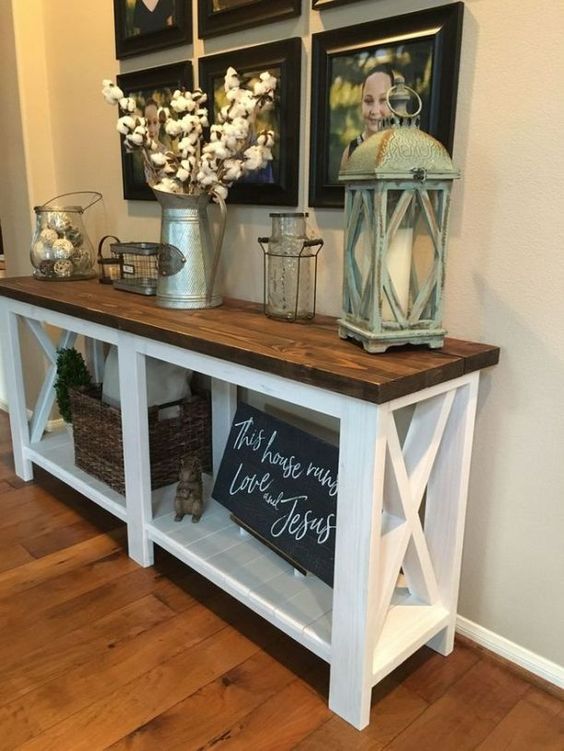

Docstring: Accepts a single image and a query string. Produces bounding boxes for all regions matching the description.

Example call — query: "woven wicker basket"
[69,385,212,496]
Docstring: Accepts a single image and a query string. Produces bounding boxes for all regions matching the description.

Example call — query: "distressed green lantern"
[338,78,460,353]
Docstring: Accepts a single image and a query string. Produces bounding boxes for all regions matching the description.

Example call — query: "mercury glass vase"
[259,213,323,321]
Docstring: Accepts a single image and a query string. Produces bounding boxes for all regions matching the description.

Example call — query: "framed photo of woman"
[113,0,192,59]
[116,62,193,200]
[198,0,301,39]
[198,38,302,206]
[309,3,464,208]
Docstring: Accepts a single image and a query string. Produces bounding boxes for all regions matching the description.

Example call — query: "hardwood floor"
[0,412,561,750]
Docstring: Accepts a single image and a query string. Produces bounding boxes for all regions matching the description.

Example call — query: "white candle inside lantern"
[382,227,413,321]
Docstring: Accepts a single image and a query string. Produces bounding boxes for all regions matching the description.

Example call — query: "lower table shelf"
[150,489,334,661]
[27,430,452,692]
[26,430,127,521]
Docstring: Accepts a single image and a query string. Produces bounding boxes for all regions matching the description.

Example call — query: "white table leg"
[425,374,479,655]
[211,377,237,477]
[329,397,390,730]
[0,305,33,480]
[117,333,153,566]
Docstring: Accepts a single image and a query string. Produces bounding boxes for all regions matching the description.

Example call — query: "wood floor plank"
[1,592,173,697]
[0,483,82,523]
[475,686,564,750]
[0,507,83,547]
[106,650,298,751]
[17,626,259,751]
[191,679,332,751]
[0,594,176,749]
[0,564,212,685]
[294,680,428,751]
[0,545,138,641]
[399,641,480,704]
[0,542,34,573]
[20,518,122,558]
[382,658,531,750]
[0,604,226,749]
[0,528,126,598]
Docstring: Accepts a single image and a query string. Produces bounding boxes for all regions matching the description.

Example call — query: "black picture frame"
[113,0,192,59]
[116,62,193,201]
[312,0,366,9]
[309,2,464,208]
[199,38,302,207]
[198,0,301,39]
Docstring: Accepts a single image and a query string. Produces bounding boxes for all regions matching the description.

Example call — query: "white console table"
[0,277,498,730]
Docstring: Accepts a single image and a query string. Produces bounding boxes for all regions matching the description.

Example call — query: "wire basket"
[111,241,160,295]
[98,237,160,295]
[69,385,212,496]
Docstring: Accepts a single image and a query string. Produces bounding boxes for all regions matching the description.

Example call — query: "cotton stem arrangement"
[102,68,277,201]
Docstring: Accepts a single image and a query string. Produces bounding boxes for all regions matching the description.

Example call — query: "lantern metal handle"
[386,83,422,119]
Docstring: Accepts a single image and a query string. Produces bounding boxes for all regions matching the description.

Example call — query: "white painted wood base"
[0,295,489,730]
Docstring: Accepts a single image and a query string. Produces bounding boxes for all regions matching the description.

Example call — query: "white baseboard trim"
[456,615,564,690]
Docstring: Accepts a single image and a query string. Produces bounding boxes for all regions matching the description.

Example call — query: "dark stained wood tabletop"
[0,277,499,404]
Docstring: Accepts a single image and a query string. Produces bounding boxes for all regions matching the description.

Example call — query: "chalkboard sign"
[212,403,339,587]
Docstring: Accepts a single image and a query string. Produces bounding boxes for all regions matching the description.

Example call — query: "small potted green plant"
[54,347,92,426]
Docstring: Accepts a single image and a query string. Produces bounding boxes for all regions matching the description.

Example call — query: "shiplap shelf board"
[149,493,333,660]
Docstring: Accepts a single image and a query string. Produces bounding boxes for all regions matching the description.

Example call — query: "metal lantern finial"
[338,81,460,353]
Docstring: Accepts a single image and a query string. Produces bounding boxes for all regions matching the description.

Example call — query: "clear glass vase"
[260,213,323,321]
[30,192,101,281]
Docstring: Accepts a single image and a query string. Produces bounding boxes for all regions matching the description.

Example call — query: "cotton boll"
[155,177,182,193]
[150,152,167,167]
[223,160,243,182]
[165,119,184,138]
[176,167,190,182]
[102,80,124,105]
[119,97,136,113]
[224,67,239,91]
[117,116,136,135]
[254,81,268,96]
[171,94,194,114]
[126,132,144,146]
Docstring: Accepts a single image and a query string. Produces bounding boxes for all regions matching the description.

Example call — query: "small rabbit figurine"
[174,454,203,523]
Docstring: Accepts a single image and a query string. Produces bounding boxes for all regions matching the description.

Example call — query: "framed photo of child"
[113,0,192,59]
[309,3,464,208]
[198,38,301,206]
[116,62,193,201]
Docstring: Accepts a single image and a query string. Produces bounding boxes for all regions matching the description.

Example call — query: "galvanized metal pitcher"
[154,189,227,309]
